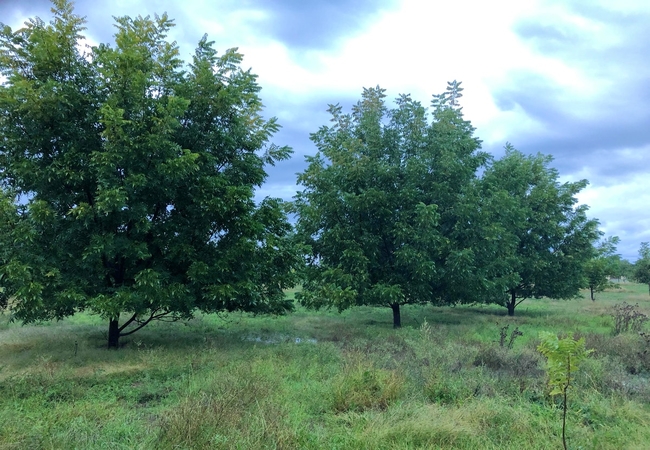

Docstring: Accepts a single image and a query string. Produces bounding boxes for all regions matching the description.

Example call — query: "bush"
[611,302,648,335]
[638,332,650,374]
[473,345,542,378]
[583,332,650,375]
[577,356,650,402]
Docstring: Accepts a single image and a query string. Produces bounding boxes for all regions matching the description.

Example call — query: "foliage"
[537,332,592,450]
[613,258,635,280]
[0,189,20,309]
[611,302,648,335]
[0,1,298,347]
[633,242,650,295]
[584,259,612,300]
[584,236,621,300]
[639,242,650,260]
[537,332,591,396]
[478,145,600,315]
[294,82,488,327]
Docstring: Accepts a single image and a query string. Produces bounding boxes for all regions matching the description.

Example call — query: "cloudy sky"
[2,0,649,260]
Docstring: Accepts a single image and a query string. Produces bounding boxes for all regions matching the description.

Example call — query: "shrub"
[474,345,543,378]
[538,332,592,450]
[611,302,648,335]
[637,332,650,374]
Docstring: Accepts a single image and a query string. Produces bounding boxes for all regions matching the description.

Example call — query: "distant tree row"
[635,243,650,295]
[293,84,599,325]
[0,1,642,347]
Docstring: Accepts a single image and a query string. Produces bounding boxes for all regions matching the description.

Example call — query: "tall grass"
[1,284,650,448]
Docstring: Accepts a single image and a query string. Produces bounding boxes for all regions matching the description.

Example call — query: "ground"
[1,283,649,449]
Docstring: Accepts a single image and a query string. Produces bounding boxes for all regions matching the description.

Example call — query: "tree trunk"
[506,291,516,316]
[590,286,595,301]
[108,318,120,349]
[391,303,401,328]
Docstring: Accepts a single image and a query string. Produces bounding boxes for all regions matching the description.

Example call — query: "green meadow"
[1,283,650,449]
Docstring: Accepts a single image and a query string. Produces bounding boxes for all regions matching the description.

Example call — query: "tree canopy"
[634,242,650,295]
[584,236,621,301]
[294,82,488,327]
[479,146,600,315]
[0,0,298,347]
[0,1,610,340]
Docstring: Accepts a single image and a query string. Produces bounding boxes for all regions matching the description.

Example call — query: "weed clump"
[636,332,650,374]
[330,356,403,413]
[473,324,541,380]
[423,371,479,405]
[473,345,542,378]
[498,324,523,349]
[611,302,648,335]
[157,363,297,449]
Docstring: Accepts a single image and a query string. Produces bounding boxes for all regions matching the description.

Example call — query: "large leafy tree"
[294,83,488,327]
[634,242,650,295]
[479,146,599,315]
[0,1,298,347]
[584,236,621,301]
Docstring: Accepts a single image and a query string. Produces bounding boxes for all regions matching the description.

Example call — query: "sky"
[2,0,649,260]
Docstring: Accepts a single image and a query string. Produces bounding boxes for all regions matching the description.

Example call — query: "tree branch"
[120,309,171,336]
[118,313,138,332]
[515,297,528,307]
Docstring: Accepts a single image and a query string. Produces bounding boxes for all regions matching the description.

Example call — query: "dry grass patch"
[330,353,404,413]
[157,361,298,449]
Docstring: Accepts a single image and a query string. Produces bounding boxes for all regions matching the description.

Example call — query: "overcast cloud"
[2,0,648,260]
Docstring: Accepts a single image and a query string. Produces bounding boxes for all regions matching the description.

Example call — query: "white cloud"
[4,0,649,258]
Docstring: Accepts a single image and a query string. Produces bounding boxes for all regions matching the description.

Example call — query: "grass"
[1,283,650,448]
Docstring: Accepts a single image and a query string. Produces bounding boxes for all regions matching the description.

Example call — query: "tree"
[584,236,621,301]
[294,82,488,328]
[612,258,634,282]
[634,243,650,295]
[0,1,298,348]
[479,146,599,316]
[537,332,592,450]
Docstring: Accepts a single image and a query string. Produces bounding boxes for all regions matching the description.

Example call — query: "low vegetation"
[1,283,649,449]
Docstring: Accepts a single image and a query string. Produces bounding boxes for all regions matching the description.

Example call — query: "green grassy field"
[1,283,650,449]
